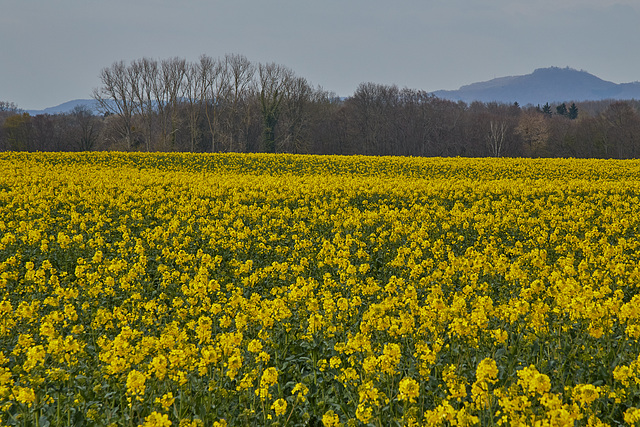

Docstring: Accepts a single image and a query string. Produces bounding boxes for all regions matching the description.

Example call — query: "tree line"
[2,55,640,158]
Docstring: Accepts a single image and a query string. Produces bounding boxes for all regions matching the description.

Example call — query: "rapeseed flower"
[11,386,36,407]
[398,377,420,403]
[126,369,147,401]
[271,398,287,416]
[141,411,172,427]
[322,409,340,426]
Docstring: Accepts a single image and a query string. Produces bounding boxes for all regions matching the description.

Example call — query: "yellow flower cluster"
[1,151,640,426]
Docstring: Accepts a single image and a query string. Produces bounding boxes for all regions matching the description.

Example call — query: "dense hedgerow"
[1,152,640,426]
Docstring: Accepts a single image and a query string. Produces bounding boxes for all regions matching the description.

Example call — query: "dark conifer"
[556,103,568,116]
[568,103,578,120]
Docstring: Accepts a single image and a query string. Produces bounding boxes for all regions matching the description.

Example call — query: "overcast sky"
[2,0,640,110]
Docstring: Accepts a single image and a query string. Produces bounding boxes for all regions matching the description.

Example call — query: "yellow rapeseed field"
[2,152,640,426]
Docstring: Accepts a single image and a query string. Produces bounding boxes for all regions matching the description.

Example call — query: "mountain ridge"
[432,67,640,105]
[25,99,103,116]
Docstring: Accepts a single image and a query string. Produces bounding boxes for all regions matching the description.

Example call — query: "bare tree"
[348,82,380,155]
[599,102,640,158]
[130,58,158,151]
[92,61,136,149]
[0,101,20,114]
[516,110,549,157]
[183,61,204,152]
[278,77,315,153]
[70,105,100,151]
[0,102,21,150]
[347,82,405,155]
[159,57,187,148]
[487,120,507,157]
[31,114,60,151]
[198,55,224,152]
[224,54,256,151]
[258,62,295,153]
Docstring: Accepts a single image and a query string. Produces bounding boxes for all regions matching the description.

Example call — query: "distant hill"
[26,99,103,116]
[431,67,640,106]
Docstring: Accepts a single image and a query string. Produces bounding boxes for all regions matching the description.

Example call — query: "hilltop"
[431,67,640,105]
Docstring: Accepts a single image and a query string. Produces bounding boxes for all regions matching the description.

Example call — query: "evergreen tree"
[556,102,568,116]
[542,102,553,118]
[568,103,578,120]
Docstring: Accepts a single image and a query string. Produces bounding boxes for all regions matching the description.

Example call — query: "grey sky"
[2,0,640,110]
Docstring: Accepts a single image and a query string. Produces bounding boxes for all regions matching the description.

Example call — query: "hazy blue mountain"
[431,67,640,106]
[26,99,104,116]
